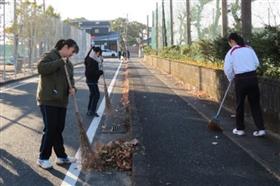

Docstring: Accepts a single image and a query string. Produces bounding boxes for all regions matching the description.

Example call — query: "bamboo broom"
[63,64,96,169]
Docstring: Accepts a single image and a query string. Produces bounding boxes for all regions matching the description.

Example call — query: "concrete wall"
[143,55,280,134]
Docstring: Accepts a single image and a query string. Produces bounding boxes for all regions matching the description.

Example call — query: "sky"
[44,0,157,24]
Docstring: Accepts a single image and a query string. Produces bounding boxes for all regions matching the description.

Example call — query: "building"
[77,20,120,52]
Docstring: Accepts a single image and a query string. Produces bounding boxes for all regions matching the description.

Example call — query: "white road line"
[61,61,122,186]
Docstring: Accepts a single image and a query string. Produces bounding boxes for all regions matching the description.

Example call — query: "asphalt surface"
[129,59,280,186]
[1,57,280,186]
[0,58,125,186]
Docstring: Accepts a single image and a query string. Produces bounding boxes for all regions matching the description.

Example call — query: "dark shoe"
[94,113,99,117]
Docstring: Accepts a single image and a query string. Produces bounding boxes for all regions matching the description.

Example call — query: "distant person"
[224,32,265,137]
[84,46,103,117]
[118,51,122,59]
[122,50,126,59]
[126,50,130,59]
[36,39,79,169]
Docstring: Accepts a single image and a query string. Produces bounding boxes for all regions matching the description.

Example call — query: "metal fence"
[151,0,280,49]
[0,0,91,82]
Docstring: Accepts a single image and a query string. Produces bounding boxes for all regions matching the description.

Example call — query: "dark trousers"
[87,83,100,113]
[234,71,265,130]
[39,105,67,160]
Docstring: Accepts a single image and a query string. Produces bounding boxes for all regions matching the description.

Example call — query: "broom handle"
[100,57,106,84]
[64,64,80,114]
[215,81,232,118]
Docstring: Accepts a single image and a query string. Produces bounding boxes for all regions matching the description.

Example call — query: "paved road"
[129,59,280,186]
[0,58,123,186]
[1,57,279,186]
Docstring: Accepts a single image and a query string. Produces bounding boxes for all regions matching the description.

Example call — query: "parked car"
[102,49,118,57]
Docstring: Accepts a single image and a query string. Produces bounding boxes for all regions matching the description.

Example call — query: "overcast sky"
[44,0,157,24]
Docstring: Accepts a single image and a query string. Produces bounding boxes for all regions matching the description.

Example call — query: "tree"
[6,2,59,70]
[45,5,60,18]
[111,18,146,49]
[186,0,192,44]
[221,0,228,37]
[229,0,241,32]
[177,12,187,44]
[111,18,127,49]
[191,0,212,39]
[208,0,221,38]
[241,0,252,40]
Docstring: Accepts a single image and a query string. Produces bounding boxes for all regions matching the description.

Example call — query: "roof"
[78,21,111,28]
[92,32,120,41]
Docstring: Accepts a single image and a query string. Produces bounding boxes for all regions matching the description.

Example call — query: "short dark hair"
[228,32,245,47]
[55,39,79,54]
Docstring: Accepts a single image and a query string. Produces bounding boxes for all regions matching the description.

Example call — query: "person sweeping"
[224,32,265,137]
[36,39,79,169]
[84,46,103,117]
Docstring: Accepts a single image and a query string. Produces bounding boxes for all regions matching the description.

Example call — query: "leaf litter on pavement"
[80,62,139,171]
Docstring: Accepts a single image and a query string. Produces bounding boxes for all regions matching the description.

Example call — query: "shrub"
[143,46,157,55]
[251,26,280,67]
[144,26,280,79]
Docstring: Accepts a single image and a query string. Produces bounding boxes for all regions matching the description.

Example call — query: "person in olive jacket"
[36,39,79,169]
[84,46,103,117]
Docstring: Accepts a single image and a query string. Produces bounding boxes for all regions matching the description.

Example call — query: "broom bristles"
[208,118,223,132]
[74,112,97,169]
[103,75,113,115]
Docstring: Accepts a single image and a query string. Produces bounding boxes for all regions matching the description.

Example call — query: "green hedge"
[144,26,280,79]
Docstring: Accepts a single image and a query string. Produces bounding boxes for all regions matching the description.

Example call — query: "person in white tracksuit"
[224,33,266,137]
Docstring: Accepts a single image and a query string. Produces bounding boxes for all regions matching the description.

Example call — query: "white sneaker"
[56,156,76,165]
[232,128,245,136]
[37,159,52,169]
[253,130,266,137]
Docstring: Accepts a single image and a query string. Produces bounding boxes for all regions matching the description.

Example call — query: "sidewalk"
[129,59,280,185]
[0,60,83,86]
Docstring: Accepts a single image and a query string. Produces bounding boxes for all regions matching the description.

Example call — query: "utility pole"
[162,0,167,47]
[170,0,174,45]
[13,0,19,76]
[268,8,270,25]
[186,0,191,45]
[152,11,154,28]
[43,0,45,12]
[125,14,128,51]
[241,0,252,40]
[221,0,228,37]
[147,15,149,46]
[0,0,8,80]
[156,2,158,51]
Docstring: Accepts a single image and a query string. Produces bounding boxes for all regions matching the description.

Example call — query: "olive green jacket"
[36,49,75,108]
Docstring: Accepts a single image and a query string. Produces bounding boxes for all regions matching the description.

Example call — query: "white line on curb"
[61,61,122,186]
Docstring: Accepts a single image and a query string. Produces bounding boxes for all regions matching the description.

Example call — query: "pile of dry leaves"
[82,138,139,171]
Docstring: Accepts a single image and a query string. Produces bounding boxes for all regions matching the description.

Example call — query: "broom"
[208,81,232,132]
[63,64,96,169]
[100,60,113,115]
